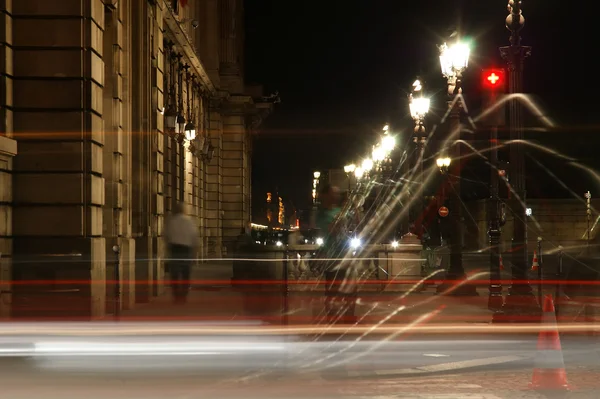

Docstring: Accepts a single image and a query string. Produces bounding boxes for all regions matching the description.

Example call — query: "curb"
[343,355,532,378]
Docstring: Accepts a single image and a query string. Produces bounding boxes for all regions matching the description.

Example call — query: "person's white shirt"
[165,213,198,248]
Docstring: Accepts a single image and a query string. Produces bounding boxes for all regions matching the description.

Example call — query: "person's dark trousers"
[168,244,193,303]
[325,268,357,325]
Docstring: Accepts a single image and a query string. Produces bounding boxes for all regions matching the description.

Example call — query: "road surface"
[1,326,598,398]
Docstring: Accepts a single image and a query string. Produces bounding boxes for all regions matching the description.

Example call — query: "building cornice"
[220,94,255,116]
[162,0,216,94]
[0,135,17,158]
[247,103,273,133]
[209,90,231,109]
[220,94,274,116]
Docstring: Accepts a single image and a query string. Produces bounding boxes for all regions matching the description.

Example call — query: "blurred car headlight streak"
[33,340,285,356]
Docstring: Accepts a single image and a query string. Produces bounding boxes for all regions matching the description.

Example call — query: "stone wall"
[1,0,273,319]
[9,0,108,318]
[466,198,600,253]
[205,101,223,257]
[0,1,17,318]
[222,110,251,253]
[0,137,16,318]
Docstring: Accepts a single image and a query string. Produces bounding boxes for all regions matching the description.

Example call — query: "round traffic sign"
[438,206,449,218]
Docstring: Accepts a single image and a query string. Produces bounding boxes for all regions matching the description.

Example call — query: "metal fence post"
[555,246,563,318]
[586,191,592,253]
[537,237,543,306]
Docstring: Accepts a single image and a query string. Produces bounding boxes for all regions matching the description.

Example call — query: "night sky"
[244,0,598,215]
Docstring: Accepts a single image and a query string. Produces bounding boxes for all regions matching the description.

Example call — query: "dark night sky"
[244,0,599,214]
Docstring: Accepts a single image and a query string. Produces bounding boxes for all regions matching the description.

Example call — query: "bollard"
[537,237,543,307]
[282,250,289,327]
[282,250,290,374]
[112,245,121,320]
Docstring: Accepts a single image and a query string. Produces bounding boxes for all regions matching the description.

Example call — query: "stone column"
[221,111,248,253]
[184,145,193,205]
[10,0,107,318]
[165,137,176,210]
[197,130,205,260]
[200,157,207,259]
[131,0,153,303]
[102,6,121,315]
[151,0,166,297]
[193,153,203,259]
[0,0,13,131]
[205,102,223,258]
[0,136,16,318]
[97,0,137,314]
[196,0,220,86]
[119,0,136,311]
[0,0,18,319]
[219,0,243,93]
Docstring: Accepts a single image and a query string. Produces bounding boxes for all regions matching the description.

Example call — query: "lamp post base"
[488,277,503,311]
[487,292,504,311]
[492,284,541,323]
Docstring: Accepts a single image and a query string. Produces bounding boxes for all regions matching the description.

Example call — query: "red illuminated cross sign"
[487,73,499,85]
[482,69,505,90]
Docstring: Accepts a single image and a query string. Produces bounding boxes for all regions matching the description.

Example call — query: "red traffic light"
[481,68,505,90]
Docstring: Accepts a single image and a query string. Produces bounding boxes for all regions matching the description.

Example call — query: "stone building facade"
[0,0,273,318]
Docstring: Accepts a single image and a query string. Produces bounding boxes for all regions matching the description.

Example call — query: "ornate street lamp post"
[344,164,356,193]
[436,156,452,247]
[184,72,197,141]
[409,79,430,240]
[493,0,540,321]
[436,39,476,295]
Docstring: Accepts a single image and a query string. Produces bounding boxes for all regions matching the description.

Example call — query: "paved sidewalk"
[118,278,496,326]
[117,261,245,320]
[117,261,588,327]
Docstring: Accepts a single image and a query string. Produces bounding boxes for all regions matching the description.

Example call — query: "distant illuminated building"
[278,197,285,225]
[265,192,274,224]
[313,171,321,205]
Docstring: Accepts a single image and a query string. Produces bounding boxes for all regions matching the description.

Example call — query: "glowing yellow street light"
[382,124,389,132]
[409,97,431,121]
[344,164,356,173]
[354,167,365,179]
[439,41,470,79]
[362,158,374,171]
[436,157,451,169]
[372,146,386,162]
[381,135,396,153]
[313,171,321,179]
